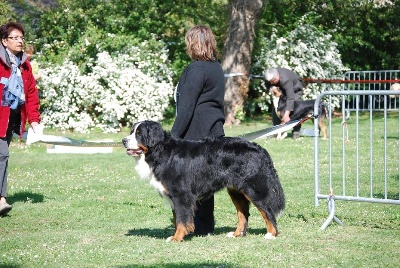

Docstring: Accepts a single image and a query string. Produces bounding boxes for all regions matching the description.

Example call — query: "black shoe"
[193,230,214,237]
[186,230,213,238]
[292,131,300,140]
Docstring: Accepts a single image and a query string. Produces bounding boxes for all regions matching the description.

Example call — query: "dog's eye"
[136,130,140,135]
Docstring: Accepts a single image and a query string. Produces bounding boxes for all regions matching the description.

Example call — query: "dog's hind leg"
[226,188,250,238]
[318,103,328,140]
[256,207,278,239]
[318,118,327,140]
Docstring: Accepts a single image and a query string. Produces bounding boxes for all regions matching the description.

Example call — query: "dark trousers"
[194,195,215,235]
[274,95,302,133]
[273,108,301,133]
[0,138,9,197]
[0,108,20,197]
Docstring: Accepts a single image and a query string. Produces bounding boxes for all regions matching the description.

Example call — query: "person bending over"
[265,67,304,139]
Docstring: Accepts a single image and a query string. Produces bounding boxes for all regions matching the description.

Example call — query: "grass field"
[0,115,399,267]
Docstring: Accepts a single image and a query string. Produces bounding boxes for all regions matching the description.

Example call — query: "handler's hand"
[281,114,290,124]
[26,123,43,145]
[31,122,39,131]
[30,122,43,134]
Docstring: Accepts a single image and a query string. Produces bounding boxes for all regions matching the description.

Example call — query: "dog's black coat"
[279,99,326,120]
[122,120,285,242]
[278,100,328,139]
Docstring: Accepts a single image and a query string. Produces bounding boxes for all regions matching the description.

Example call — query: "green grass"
[1,115,399,267]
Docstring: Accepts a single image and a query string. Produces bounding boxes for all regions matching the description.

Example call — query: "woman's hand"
[30,122,40,132]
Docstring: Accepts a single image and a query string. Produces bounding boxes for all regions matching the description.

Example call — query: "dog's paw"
[165,236,183,242]
[226,232,235,238]
[264,233,277,240]
[227,231,246,238]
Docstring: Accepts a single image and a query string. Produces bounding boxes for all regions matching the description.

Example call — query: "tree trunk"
[222,0,264,125]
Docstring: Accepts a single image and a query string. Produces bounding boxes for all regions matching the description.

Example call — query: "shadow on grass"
[7,191,45,204]
[114,262,236,268]
[373,191,400,200]
[125,226,267,240]
[0,262,22,268]
[385,136,400,140]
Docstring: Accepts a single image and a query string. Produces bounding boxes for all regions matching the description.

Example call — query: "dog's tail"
[270,175,286,218]
[263,156,286,218]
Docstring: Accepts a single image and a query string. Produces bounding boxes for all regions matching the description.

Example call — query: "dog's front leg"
[166,200,195,242]
[166,221,194,242]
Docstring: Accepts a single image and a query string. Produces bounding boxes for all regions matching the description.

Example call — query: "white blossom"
[253,14,349,111]
[38,44,174,133]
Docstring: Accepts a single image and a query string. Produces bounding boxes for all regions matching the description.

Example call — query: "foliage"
[249,14,349,114]
[32,0,228,78]
[260,0,400,71]
[38,40,174,133]
[301,0,400,70]
[0,1,16,25]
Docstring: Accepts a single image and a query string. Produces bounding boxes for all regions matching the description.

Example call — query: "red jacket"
[0,46,40,138]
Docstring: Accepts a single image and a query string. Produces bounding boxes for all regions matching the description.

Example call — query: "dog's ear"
[143,121,166,147]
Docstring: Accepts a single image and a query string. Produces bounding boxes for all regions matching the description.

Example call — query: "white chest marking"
[134,154,173,209]
[134,154,152,179]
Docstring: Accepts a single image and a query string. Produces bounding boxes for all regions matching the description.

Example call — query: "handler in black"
[171,25,225,236]
[265,67,304,139]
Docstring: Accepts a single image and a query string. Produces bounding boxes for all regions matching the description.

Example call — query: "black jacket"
[171,60,225,140]
[266,67,304,112]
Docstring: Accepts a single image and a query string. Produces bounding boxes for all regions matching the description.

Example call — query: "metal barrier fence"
[342,70,400,111]
[313,90,400,230]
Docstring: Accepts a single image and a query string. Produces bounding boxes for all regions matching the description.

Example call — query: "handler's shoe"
[0,203,12,216]
[292,131,300,140]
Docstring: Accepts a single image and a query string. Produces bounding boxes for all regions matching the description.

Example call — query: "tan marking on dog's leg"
[227,189,249,237]
[257,208,277,239]
[231,209,248,237]
[166,222,194,242]
[319,118,327,140]
[187,221,195,234]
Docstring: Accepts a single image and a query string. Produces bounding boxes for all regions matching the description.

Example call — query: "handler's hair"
[265,68,279,81]
[185,25,218,62]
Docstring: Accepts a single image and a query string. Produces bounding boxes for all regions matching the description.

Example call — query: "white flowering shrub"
[252,14,349,112]
[38,44,174,133]
[361,0,394,8]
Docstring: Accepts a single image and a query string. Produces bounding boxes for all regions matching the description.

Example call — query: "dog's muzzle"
[126,148,144,157]
[122,138,143,157]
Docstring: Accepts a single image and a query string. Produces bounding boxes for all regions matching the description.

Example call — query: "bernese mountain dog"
[122,120,285,242]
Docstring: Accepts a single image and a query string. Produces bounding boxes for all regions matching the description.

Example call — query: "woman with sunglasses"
[0,22,41,216]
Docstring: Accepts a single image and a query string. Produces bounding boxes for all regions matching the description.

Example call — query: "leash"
[26,117,314,146]
[25,125,122,147]
[239,117,311,141]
